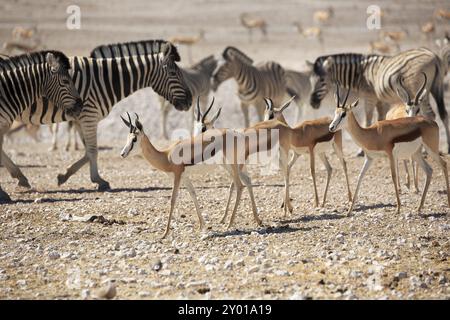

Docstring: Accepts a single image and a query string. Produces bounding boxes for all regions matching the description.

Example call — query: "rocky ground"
[0,140,449,299]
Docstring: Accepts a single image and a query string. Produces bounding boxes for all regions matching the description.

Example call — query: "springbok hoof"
[97,182,111,192]
[57,174,67,186]
[355,149,365,157]
[18,180,31,189]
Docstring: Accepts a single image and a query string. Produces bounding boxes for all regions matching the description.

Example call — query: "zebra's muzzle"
[173,97,192,111]
[66,98,84,118]
[310,95,322,109]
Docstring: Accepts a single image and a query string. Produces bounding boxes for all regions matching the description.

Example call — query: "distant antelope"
[239,13,267,42]
[380,30,407,52]
[12,26,37,40]
[293,22,323,45]
[435,8,450,21]
[369,40,392,54]
[329,85,449,216]
[313,7,334,25]
[421,21,435,41]
[2,39,41,55]
[169,30,204,63]
[120,112,261,238]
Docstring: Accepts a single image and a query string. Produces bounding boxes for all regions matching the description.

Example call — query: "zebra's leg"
[49,123,58,151]
[1,151,31,188]
[57,120,110,191]
[64,122,72,151]
[73,122,80,151]
[0,131,12,203]
[160,98,170,139]
[240,102,250,128]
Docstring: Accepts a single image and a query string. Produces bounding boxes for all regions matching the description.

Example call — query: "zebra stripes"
[0,50,82,202]
[10,40,192,191]
[309,48,450,152]
[159,55,218,139]
[212,46,289,128]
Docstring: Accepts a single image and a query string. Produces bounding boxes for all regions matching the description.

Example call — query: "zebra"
[284,63,314,122]
[158,54,217,139]
[211,46,291,128]
[309,48,450,153]
[0,50,83,203]
[8,40,192,192]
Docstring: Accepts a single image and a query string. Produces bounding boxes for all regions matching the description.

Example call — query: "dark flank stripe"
[128,56,138,92]
[91,60,109,116]
[120,58,131,97]
[29,101,37,123]
[110,59,122,102]
[101,58,115,106]
[40,97,49,124]
[81,57,91,97]
[136,55,145,89]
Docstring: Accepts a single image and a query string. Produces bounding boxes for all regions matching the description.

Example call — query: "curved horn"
[414,72,428,106]
[120,115,131,128]
[134,112,140,121]
[279,95,296,112]
[397,76,411,104]
[335,83,341,107]
[202,97,215,122]
[196,96,202,121]
[127,112,133,132]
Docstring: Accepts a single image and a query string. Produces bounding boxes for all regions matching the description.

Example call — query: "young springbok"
[329,85,449,216]
[263,97,352,211]
[385,73,428,193]
[120,112,261,238]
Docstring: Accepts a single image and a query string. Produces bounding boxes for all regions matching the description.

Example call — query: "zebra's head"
[310,56,334,109]
[211,47,253,91]
[43,52,83,118]
[193,96,221,136]
[329,85,358,133]
[120,112,143,158]
[396,72,428,117]
[155,43,192,111]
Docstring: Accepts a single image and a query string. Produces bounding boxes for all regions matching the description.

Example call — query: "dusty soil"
[0,0,449,300]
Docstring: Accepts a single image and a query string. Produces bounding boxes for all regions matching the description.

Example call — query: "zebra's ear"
[162,42,181,63]
[46,53,60,72]
[322,57,334,73]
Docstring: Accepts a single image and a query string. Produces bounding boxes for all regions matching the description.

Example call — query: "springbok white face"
[193,96,221,136]
[396,72,428,117]
[120,112,144,158]
[263,96,296,121]
[329,85,358,133]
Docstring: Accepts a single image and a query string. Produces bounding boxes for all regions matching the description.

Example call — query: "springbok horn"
[120,115,131,128]
[196,96,202,122]
[279,95,296,112]
[335,83,341,107]
[414,72,428,106]
[202,97,215,122]
[342,87,351,107]
[127,112,133,132]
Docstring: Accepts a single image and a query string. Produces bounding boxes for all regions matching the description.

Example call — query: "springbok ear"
[416,88,427,105]
[210,107,222,123]
[349,99,359,109]
[135,119,143,131]
[264,97,273,110]
[322,57,334,72]
[46,53,59,72]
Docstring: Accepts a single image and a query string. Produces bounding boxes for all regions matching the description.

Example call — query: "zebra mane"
[222,46,253,65]
[313,53,380,76]
[89,39,181,62]
[191,55,216,70]
[0,50,70,72]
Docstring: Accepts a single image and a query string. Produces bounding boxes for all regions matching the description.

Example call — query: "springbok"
[120,112,261,238]
[239,13,267,42]
[385,73,429,193]
[329,85,449,216]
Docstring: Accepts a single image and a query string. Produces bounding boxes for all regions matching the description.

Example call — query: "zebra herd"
[1,38,450,234]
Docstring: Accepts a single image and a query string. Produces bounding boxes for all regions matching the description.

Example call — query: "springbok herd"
[1,27,450,239]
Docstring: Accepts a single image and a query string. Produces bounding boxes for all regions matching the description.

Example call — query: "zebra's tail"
[430,62,447,122]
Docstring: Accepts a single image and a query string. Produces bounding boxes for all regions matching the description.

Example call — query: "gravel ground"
[0,140,449,299]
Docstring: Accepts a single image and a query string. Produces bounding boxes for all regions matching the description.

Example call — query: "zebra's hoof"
[18,180,31,189]
[97,182,111,192]
[57,174,68,186]
[355,149,365,157]
[0,190,12,204]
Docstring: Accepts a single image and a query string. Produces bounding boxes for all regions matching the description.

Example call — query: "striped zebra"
[159,54,217,139]
[9,40,192,191]
[212,46,291,128]
[284,63,314,122]
[0,50,83,203]
[309,48,450,153]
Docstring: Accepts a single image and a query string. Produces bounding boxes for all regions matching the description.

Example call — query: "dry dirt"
[0,0,449,300]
